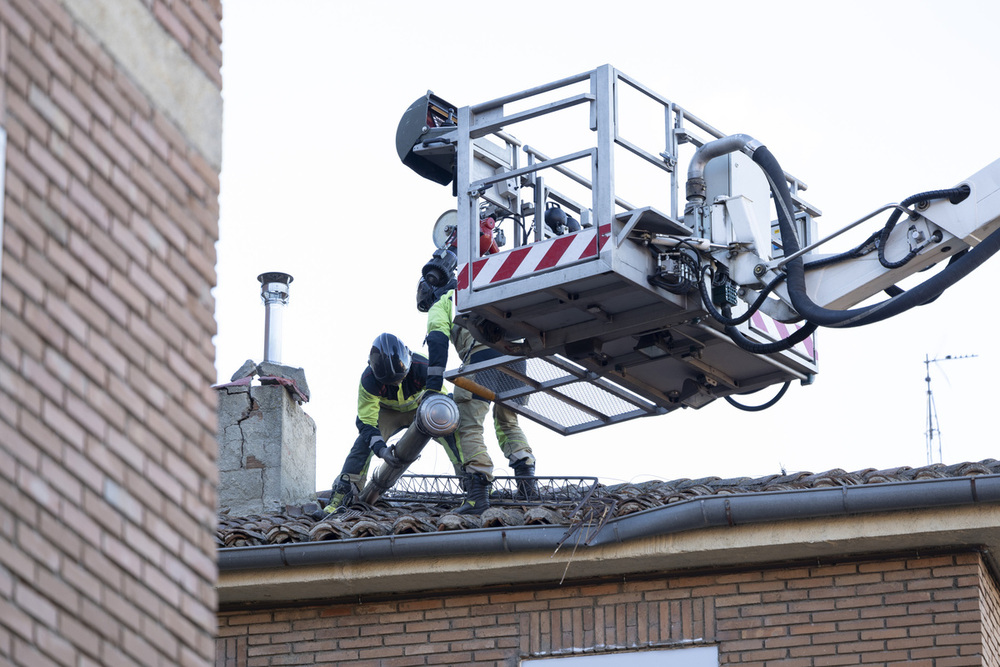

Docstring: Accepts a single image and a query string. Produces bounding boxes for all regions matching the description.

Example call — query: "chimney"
[258,271,293,363]
[214,272,318,516]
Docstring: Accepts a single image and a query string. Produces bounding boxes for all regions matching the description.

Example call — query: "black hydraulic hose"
[724,319,818,355]
[883,248,966,301]
[699,265,788,327]
[725,381,791,412]
[753,146,1000,329]
[804,229,880,270]
[844,236,1000,327]
[878,188,968,270]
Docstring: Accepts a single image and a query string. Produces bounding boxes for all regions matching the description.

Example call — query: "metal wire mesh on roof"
[382,474,599,507]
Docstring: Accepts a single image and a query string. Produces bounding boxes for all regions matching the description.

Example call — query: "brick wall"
[0,0,222,665]
[980,557,1000,664]
[148,0,223,88]
[217,551,992,666]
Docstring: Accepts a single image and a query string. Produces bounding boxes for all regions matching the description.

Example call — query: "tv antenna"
[924,353,977,465]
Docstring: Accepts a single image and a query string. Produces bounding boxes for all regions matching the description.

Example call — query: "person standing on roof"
[323,332,463,513]
[420,277,538,515]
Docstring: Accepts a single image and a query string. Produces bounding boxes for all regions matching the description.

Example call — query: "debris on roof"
[214,359,311,403]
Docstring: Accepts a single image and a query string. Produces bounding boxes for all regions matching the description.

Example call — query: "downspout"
[218,475,1000,571]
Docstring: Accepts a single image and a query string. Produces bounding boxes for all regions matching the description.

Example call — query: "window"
[522,645,718,665]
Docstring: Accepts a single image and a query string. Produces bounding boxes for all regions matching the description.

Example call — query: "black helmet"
[544,203,581,235]
[416,275,458,313]
[369,333,411,385]
[416,276,436,313]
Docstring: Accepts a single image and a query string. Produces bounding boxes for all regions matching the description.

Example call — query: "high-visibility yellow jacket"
[425,289,500,394]
[356,352,430,448]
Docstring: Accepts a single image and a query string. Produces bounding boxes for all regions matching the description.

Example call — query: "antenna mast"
[924,353,977,465]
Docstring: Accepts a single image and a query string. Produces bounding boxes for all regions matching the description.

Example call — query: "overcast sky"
[216,1,1000,489]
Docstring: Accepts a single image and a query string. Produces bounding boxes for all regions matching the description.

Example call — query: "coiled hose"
[699,265,787,327]
[878,187,970,270]
[753,146,1000,328]
[697,261,815,354]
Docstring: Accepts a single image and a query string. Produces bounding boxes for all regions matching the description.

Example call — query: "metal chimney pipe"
[257,272,293,363]
[357,393,460,504]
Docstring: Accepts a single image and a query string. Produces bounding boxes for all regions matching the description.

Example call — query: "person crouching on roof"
[323,332,463,513]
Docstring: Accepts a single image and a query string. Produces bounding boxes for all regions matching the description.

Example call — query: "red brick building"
[217,464,1000,665]
[0,1,222,665]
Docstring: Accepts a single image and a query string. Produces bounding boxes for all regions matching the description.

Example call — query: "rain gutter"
[218,474,1000,572]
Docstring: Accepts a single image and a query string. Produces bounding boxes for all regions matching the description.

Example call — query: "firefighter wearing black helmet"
[323,333,463,513]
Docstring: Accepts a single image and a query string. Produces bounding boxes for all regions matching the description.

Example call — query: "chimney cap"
[257,272,293,286]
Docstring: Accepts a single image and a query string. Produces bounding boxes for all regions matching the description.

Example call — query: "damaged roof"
[217,459,1000,549]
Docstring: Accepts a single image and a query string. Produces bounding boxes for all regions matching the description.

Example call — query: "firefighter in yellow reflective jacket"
[323,333,463,512]
[423,285,537,514]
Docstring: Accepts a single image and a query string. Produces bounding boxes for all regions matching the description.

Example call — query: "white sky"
[216,0,1000,490]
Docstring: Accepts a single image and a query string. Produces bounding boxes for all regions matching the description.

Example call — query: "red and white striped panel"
[749,311,816,362]
[457,224,611,290]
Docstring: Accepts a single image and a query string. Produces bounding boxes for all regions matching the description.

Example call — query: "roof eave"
[217,475,1000,607]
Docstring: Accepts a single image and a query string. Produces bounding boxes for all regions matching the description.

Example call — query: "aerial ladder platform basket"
[397,65,1000,435]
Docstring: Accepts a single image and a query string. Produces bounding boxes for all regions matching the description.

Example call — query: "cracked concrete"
[216,379,317,516]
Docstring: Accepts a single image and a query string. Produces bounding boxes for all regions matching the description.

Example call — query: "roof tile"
[217,459,1000,549]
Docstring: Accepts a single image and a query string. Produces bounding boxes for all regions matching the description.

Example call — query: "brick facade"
[980,556,1000,664]
[0,0,222,665]
[217,551,996,666]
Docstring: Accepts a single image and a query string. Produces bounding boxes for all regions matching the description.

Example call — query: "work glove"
[379,445,401,467]
[372,440,401,467]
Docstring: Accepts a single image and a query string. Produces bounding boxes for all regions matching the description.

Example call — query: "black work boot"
[512,460,538,500]
[454,472,491,515]
[323,475,355,514]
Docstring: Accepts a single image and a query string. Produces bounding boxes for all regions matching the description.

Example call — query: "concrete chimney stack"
[215,272,316,516]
